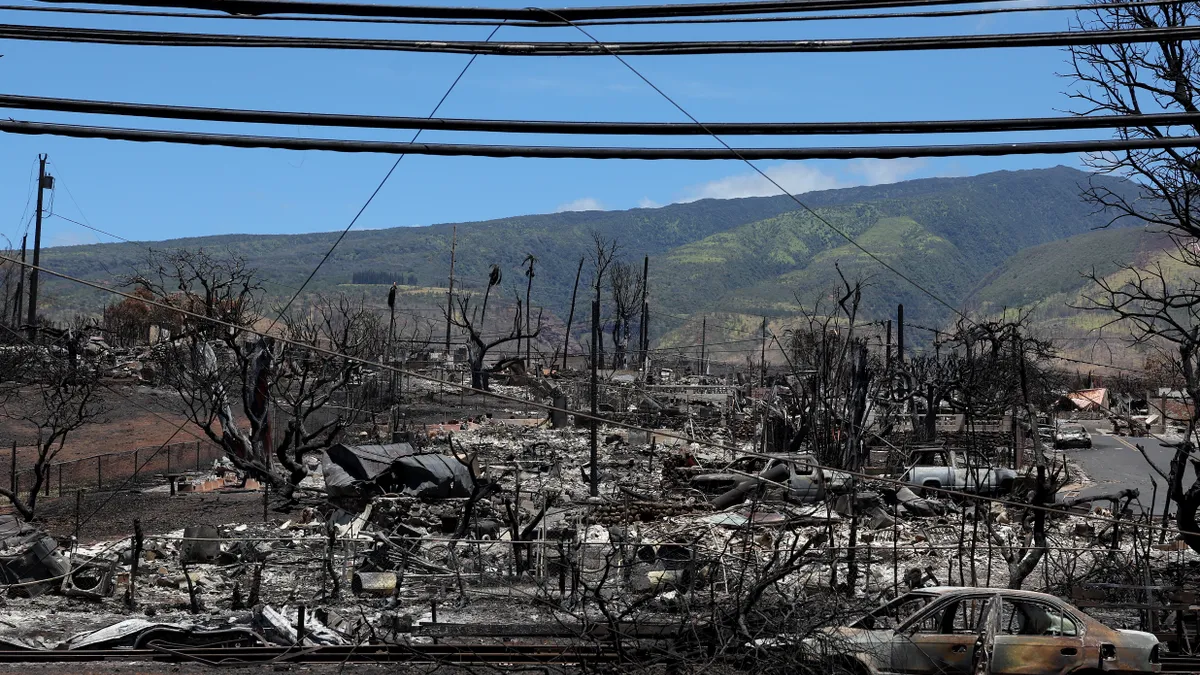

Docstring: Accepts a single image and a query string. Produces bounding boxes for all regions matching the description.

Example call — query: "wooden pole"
[640,255,649,371]
[760,317,767,387]
[590,299,599,497]
[524,255,535,370]
[388,282,397,403]
[444,225,457,354]
[700,315,706,376]
[25,155,47,340]
[896,303,905,365]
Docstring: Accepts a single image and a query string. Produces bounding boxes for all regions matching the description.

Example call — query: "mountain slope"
[648,166,1142,337]
[33,166,1144,347]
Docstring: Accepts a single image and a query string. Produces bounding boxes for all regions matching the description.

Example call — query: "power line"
[6,93,1199,137]
[7,119,1200,159]
[0,0,1177,26]
[3,22,1200,55]
[540,8,974,337]
[50,212,132,243]
[264,21,503,336]
[27,0,1071,22]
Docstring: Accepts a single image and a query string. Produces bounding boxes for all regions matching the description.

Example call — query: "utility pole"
[760,316,767,387]
[387,282,397,404]
[700,316,706,376]
[639,255,649,372]
[589,299,599,497]
[896,303,905,365]
[26,155,50,341]
[12,234,26,328]
[444,225,457,355]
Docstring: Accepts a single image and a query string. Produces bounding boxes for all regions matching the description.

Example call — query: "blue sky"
[0,1,1102,248]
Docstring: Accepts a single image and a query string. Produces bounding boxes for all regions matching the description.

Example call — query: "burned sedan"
[1055,424,1093,449]
[799,587,1161,675]
[689,453,826,505]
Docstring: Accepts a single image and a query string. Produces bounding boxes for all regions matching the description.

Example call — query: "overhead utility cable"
[30,0,1066,22]
[4,22,1200,55]
[4,94,1198,136]
[263,20,503,335]
[536,8,971,325]
[5,0,1173,25]
[5,119,1200,159]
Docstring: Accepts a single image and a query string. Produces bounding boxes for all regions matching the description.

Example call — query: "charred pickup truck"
[797,586,1162,675]
[901,448,1017,496]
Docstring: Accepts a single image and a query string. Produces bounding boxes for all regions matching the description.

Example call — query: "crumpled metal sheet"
[63,619,181,650]
[325,443,417,482]
[382,454,474,499]
[323,445,472,499]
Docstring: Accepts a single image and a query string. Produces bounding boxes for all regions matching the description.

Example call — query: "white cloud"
[680,164,844,202]
[679,159,931,203]
[637,197,661,209]
[846,158,927,186]
[555,197,605,212]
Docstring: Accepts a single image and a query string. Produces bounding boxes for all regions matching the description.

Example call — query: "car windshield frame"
[850,591,937,630]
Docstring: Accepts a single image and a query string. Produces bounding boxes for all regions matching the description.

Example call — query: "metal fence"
[0,439,225,499]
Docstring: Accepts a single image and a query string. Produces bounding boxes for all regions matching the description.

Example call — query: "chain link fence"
[0,439,224,499]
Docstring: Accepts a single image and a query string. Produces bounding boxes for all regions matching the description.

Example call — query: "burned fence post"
[74,489,82,540]
[324,521,340,600]
[126,518,143,608]
[297,604,307,645]
[249,560,263,606]
[9,441,14,494]
[180,555,200,614]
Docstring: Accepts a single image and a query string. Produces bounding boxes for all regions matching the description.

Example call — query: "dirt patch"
[0,383,209,464]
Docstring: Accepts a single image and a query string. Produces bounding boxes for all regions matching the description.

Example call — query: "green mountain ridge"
[33,165,1145,348]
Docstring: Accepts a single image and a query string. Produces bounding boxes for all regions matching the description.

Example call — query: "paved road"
[1058,420,1179,514]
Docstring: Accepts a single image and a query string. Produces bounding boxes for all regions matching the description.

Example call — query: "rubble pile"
[0,410,1193,659]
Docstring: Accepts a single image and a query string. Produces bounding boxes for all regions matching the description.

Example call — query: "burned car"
[689,453,825,504]
[901,448,1016,495]
[1055,424,1093,449]
[800,587,1161,674]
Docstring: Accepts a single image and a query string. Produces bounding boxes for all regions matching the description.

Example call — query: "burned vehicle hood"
[800,626,893,671]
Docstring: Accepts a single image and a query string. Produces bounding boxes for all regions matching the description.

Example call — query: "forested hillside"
[35,166,1144,347]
